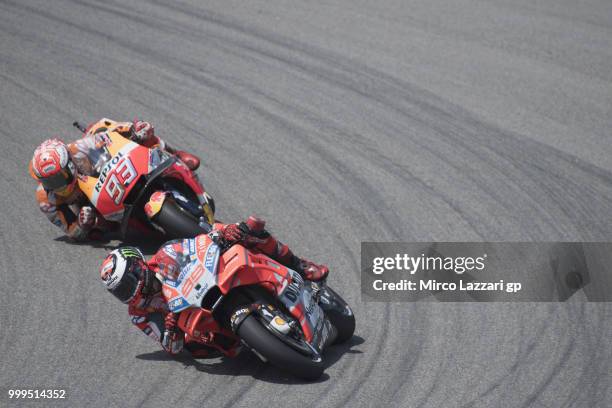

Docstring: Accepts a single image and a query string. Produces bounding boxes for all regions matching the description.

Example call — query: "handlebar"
[72,121,86,133]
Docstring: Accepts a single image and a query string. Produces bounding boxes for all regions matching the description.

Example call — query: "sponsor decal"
[105,274,119,289]
[176,260,196,283]
[131,316,146,324]
[118,247,142,259]
[95,132,111,146]
[230,307,250,328]
[196,236,208,261]
[169,297,188,311]
[39,202,56,213]
[94,151,124,193]
[42,164,56,174]
[100,254,116,279]
[282,279,302,303]
[195,282,209,298]
[316,320,331,350]
[150,192,165,204]
[195,237,220,274]
[166,264,179,281]
[173,192,188,203]
[144,191,166,218]
[163,244,177,258]
[270,316,291,335]
[204,244,219,274]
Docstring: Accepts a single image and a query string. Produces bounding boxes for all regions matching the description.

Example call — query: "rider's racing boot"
[175,150,200,171]
[243,215,329,281]
[290,256,329,282]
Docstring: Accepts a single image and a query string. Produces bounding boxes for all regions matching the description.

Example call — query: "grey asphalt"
[1,0,611,407]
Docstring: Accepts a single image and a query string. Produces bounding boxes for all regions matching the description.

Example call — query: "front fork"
[230,301,324,361]
[228,275,335,357]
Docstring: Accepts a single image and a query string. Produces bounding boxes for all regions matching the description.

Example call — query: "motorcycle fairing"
[178,308,240,356]
[163,234,327,346]
[161,160,214,224]
[77,131,151,220]
[162,236,220,313]
[76,118,215,231]
[216,244,326,343]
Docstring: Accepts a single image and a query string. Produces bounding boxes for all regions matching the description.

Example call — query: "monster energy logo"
[118,247,142,258]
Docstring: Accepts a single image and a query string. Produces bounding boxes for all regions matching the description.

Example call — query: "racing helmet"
[30,139,77,197]
[100,247,155,303]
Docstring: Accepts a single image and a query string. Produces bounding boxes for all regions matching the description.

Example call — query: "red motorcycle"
[161,233,355,380]
[73,119,215,239]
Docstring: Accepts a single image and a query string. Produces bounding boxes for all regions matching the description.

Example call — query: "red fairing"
[212,244,315,342]
[178,309,240,356]
[93,144,150,219]
[162,160,206,196]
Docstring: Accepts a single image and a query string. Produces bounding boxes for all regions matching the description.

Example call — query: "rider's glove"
[78,206,96,228]
[219,220,269,247]
[219,223,246,244]
[297,259,329,282]
[240,216,269,247]
[164,312,179,331]
[161,329,184,355]
[161,312,183,354]
[131,119,154,143]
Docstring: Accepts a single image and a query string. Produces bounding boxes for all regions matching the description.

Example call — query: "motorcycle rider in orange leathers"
[99,216,328,357]
[29,118,200,240]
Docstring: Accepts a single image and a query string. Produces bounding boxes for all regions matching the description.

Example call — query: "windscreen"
[72,132,113,177]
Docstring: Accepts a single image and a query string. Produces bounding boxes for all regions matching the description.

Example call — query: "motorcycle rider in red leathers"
[99,216,329,357]
[29,118,200,240]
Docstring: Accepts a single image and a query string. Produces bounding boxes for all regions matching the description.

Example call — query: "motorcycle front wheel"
[320,286,355,344]
[236,314,325,381]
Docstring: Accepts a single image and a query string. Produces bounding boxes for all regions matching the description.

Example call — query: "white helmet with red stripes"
[29,138,77,196]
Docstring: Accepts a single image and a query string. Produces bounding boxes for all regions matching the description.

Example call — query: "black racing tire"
[153,198,208,239]
[236,314,325,381]
[323,287,356,344]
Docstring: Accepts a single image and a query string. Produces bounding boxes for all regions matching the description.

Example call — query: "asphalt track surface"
[1,0,612,407]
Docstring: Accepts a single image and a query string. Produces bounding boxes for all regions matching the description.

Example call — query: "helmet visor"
[110,264,143,303]
[41,168,74,192]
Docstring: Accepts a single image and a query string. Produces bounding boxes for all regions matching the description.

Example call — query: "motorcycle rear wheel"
[236,314,325,381]
[154,197,208,239]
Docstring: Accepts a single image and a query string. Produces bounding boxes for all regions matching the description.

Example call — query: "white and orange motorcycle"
[73,119,215,239]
